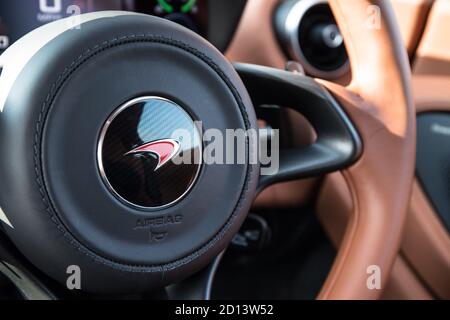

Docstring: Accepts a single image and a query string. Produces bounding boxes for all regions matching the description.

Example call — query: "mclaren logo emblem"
[98,96,201,209]
[125,139,181,171]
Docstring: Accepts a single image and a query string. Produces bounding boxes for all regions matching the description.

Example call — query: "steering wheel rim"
[230,0,414,300]
[316,0,415,299]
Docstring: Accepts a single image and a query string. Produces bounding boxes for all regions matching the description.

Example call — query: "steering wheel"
[0,0,414,299]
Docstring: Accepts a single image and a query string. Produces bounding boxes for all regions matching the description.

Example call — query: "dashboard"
[0,0,246,54]
[127,0,208,35]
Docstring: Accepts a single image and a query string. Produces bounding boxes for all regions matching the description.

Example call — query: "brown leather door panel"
[391,0,433,57]
[414,0,450,75]
[404,76,450,298]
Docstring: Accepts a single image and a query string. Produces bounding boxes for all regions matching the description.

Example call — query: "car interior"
[0,0,449,301]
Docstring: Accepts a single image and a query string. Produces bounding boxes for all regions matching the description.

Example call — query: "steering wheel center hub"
[0,12,258,293]
[98,96,202,209]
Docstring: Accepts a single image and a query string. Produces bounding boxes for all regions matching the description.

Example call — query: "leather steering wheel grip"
[316,0,416,299]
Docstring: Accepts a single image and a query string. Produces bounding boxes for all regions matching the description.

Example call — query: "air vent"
[276,0,349,79]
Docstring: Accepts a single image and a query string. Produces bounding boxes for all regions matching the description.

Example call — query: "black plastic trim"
[234,63,362,192]
[416,112,450,233]
[208,0,247,52]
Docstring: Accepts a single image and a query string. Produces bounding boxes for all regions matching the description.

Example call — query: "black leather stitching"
[33,34,254,272]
